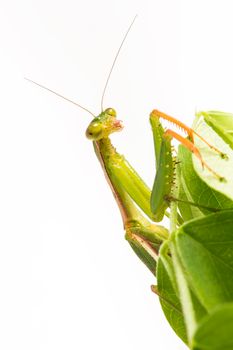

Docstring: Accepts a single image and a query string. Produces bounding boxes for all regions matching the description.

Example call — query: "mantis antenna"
[26,15,137,116]
[100,15,137,111]
[24,78,95,117]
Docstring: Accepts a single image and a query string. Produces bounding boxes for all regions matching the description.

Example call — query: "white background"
[1,0,233,349]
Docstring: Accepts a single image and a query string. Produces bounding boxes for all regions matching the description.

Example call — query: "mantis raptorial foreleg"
[150,109,226,181]
[150,109,227,158]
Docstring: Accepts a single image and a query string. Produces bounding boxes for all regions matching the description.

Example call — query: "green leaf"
[175,210,233,310]
[157,243,187,343]
[192,303,233,350]
[177,145,233,221]
[176,159,203,222]
[198,110,233,149]
[192,113,233,201]
[157,242,207,344]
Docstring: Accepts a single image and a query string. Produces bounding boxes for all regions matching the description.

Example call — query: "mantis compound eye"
[85,122,104,140]
[105,108,117,117]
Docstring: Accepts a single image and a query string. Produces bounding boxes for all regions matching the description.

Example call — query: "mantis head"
[85,108,123,141]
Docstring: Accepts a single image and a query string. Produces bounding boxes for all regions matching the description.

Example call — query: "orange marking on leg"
[192,130,227,158]
[150,109,227,159]
[164,129,200,159]
[150,109,193,140]
[164,129,225,181]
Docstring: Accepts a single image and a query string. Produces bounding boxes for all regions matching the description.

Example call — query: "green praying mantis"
[27,18,233,350]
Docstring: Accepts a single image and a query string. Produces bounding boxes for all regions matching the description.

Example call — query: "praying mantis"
[27,18,233,350]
